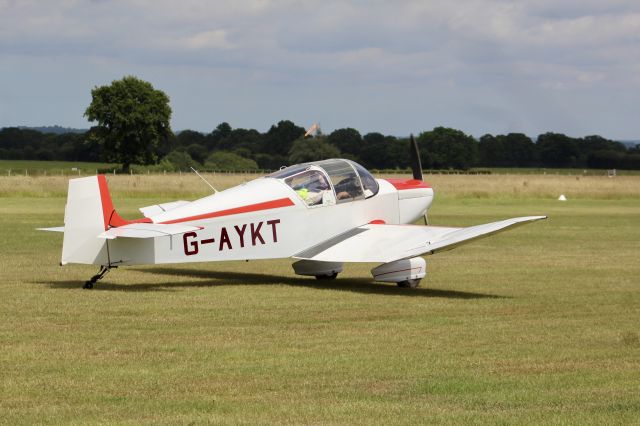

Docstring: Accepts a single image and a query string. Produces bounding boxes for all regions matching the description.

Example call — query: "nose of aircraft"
[384,178,434,224]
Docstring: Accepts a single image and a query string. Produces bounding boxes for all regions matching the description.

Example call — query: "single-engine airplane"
[40,137,545,289]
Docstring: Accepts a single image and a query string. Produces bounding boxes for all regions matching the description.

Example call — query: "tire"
[397,279,421,288]
[315,272,338,280]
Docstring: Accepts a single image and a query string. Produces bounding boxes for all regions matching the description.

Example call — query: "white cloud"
[1,0,639,138]
[179,30,235,50]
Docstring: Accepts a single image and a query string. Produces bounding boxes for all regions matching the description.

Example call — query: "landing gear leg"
[83,265,113,289]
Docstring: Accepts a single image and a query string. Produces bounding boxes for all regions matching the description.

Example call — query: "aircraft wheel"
[397,279,421,288]
[83,281,94,289]
[315,272,338,280]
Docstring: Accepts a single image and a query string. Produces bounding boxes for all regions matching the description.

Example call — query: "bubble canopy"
[268,159,379,204]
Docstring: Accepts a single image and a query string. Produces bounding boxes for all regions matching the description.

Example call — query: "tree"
[327,128,362,161]
[160,150,198,171]
[186,144,209,164]
[503,133,536,167]
[417,127,478,170]
[205,151,259,171]
[359,133,400,169]
[207,122,232,150]
[478,134,505,166]
[176,130,206,148]
[537,133,580,168]
[263,120,306,156]
[288,136,341,164]
[84,76,172,172]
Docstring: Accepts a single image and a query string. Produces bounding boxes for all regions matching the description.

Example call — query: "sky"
[1,0,639,139]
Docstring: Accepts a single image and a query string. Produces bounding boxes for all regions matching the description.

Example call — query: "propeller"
[408,134,429,225]
[408,134,423,181]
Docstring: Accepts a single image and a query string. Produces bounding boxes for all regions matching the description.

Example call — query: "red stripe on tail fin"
[97,175,151,230]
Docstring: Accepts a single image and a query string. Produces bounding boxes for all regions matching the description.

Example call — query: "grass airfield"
[1,173,639,424]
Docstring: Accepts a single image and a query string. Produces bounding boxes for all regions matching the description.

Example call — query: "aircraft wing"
[294,216,546,263]
[98,223,202,239]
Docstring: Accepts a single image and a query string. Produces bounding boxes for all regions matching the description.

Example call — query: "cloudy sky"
[1,0,639,139]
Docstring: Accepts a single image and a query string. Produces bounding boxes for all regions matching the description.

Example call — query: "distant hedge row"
[1,123,639,171]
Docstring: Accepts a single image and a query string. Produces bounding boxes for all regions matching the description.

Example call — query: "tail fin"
[61,175,119,265]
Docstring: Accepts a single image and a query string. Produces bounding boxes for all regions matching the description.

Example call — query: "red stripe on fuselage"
[159,197,295,225]
[385,178,431,190]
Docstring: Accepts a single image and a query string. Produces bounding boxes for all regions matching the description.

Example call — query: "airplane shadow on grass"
[40,267,505,299]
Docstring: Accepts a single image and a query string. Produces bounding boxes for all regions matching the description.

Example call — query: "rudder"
[61,176,110,265]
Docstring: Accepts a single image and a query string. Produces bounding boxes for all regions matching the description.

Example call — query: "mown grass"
[1,174,639,424]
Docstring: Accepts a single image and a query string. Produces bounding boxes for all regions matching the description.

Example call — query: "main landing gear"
[396,278,422,288]
[371,257,426,289]
[83,265,113,289]
[315,272,338,280]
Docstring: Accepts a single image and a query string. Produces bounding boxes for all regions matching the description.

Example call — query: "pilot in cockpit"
[288,171,331,206]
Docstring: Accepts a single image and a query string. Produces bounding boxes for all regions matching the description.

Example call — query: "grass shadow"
[38,267,505,299]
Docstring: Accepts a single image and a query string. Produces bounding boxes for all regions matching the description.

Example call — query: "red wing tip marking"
[369,220,386,224]
[385,178,431,190]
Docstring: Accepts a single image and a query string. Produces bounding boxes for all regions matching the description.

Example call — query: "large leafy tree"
[84,76,172,172]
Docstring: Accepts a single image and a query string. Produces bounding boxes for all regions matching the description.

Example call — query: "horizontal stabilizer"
[37,226,65,233]
[294,216,546,263]
[98,223,202,239]
[139,200,191,218]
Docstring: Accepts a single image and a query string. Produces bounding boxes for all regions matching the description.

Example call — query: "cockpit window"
[269,159,378,204]
[351,161,379,198]
[284,170,331,206]
[268,164,310,179]
[316,160,364,203]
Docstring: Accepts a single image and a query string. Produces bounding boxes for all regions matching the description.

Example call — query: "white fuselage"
[107,177,433,266]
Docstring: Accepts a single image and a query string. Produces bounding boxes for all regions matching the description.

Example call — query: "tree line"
[2,123,639,171]
[2,75,639,172]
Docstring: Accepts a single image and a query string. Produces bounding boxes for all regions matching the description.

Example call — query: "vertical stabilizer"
[61,176,109,265]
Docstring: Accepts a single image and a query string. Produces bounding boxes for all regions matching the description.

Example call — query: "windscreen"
[317,160,364,203]
[351,161,379,198]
